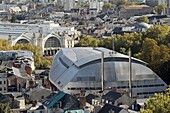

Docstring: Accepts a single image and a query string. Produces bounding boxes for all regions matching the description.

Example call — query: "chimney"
[79,90,86,109]
[29,80,35,89]
[25,65,32,76]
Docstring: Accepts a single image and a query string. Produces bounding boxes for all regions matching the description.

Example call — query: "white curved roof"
[137,22,151,29]
[49,47,151,91]
[61,47,146,67]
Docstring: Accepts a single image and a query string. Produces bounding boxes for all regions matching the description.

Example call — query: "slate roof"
[98,103,124,113]
[42,92,79,110]
[102,91,123,102]
[43,92,66,108]
[0,93,13,103]
[36,105,45,110]
[86,94,95,104]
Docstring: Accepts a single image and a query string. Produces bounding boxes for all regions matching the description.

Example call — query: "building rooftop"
[60,47,146,68]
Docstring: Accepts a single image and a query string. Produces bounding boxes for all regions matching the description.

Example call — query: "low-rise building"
[0,72,7,93]
[0,22,80,56]
[119,5,152,18]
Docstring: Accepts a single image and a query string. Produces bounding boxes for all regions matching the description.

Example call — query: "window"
[0,81,2,84]
[155,84,160,87]
[161,84,164,86]
[148,92,155,94]
[76,88,81,90]
[85,87,90,90]
[58,81,61,85]
[137,85,142,88]
[4,81,5,84]
[143,85,148,87]
[121,86,128,88]
[44,37,61,48]
[117,86,121,89]
[70,88,76,90]
[77,77,95,81]
[96,87,102,90]
[149,85,154,87]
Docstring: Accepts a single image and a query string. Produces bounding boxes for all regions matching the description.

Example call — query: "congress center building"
[49,47,167,98]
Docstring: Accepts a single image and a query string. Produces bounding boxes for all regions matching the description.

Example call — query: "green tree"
[145,24,170,45]
[141,38,160,70]
[99,37,113,50]
[80,3,89,8]
[100,33,143,56]
[76,4,81,8]
[141,87,170,113]
[136,16,149,23]
[102,3,114,11]
[40,59,51,69]
[75,35,100,47]
[153,4,166,15]
[79,20,85,25]
[116,0,127,6]
[158,45,170,76]
[0,39,11,50]
[0,103,11,113]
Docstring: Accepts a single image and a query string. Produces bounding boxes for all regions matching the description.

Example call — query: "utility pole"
[101,51,104,92]
[94,48,104,104]
[129,48,132,97]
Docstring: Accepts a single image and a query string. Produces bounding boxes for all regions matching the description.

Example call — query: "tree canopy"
[116,0,127,6]
[75,35,100,47]
[141,38,161,71]
[136,16,149,23]
[153,4,166,15]
[102,3,114,11]
[144,24,170,45]
[141,87,170,113]
[0,103,10,113]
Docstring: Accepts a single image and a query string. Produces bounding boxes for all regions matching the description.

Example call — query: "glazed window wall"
[44,37,61,48]
[67,84,165,90]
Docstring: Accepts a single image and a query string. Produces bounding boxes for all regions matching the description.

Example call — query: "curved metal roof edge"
[62,47,147,67]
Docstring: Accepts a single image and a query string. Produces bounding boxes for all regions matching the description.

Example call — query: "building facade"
[0,73,7,93]
[119,5,152,18]
[49,47,167,98]
[0,22,79,56]
[64,0,76,11]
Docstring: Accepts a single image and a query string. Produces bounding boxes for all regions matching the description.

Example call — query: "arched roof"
[11,34,33,46]
[42,33,62,49]
[49,47,165,92]
[135,22,151,29]
[60,47,147,67]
